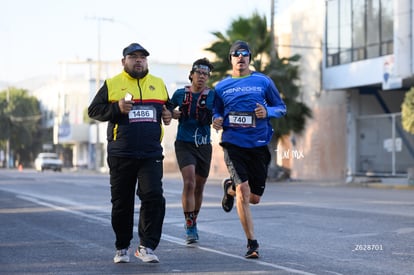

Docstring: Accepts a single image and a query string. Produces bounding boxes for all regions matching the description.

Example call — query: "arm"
[88,81,123,122]
[170,89,182,120]
[212,91,224,130]
[164,87,175,112]
[265,80,287,118]
[161,87,173,125]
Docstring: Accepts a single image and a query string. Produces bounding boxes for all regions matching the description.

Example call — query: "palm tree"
[205,12,312,180]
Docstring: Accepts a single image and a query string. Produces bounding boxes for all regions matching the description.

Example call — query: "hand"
[162,105,172,125]
[213,117,223,131]
[254,103,267,119]
[172,109,181,119]
[118,98,133,114]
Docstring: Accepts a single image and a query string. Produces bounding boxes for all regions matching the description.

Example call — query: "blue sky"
[0,0,289,83]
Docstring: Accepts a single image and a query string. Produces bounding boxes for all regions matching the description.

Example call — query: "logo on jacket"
[149,85,155,91]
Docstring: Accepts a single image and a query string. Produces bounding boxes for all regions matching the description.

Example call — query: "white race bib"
[228,112,255,127]
[128,105,157,123]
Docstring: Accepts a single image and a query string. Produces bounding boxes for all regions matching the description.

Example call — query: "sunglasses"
[231,50,250,57]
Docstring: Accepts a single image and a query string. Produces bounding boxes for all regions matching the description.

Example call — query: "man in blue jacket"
[213,40,286,258]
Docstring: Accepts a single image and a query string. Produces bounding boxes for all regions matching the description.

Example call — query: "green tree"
[0,88,43,167]
[205,12,312,180]
[401,87,414,134]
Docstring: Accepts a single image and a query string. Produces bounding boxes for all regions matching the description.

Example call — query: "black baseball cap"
[122,43,150,57]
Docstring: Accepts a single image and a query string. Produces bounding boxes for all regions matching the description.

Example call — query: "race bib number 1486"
[128,105,157,123]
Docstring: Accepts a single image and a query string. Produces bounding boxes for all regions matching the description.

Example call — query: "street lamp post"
[85,16,113,171]
[270,0,277,59]
[5,88,10,169]
[85,16,113,91]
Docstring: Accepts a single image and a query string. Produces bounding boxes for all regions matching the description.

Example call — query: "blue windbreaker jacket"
[213,71,286,148]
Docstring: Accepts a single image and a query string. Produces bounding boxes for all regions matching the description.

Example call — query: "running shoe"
[245,239,259,258]
[185,224,199,244]
[221,178,234,212]
[134,245,159,263]
[113,248,130,263]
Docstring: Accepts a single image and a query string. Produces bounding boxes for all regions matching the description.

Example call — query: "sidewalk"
[266,176,414,190]
[346,175,414,190]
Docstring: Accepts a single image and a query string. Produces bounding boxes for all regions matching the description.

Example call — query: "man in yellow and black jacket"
[88,42,173,264]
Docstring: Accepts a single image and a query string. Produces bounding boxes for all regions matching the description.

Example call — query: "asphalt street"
[0,169,413,275]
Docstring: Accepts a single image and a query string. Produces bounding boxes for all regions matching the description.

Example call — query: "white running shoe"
[113,248,130,263]
[134,245,159,263]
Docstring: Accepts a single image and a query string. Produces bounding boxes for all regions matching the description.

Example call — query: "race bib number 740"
[228,112,255,127]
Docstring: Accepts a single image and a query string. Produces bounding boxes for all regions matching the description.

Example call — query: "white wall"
[276,0,348,181]
[323,56,391,90]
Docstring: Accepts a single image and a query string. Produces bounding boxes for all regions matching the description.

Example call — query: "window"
[380,0,394,55]
[352,0,366,61]
[325,0,393,67]
[366,0,380,58]
[326,0,339,66]
[339,0,352,63]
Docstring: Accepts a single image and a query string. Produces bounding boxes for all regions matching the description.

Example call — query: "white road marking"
[17,194,318,275]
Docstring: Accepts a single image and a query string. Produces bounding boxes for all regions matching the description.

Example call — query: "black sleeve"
[165,97,175,112]
[87,81,122,122]
[164,86,175,112]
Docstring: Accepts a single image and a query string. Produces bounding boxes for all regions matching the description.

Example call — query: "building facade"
[276,0,414,181]
[324,0,414,179]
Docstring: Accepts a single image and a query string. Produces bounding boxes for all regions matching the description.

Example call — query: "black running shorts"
[221,142,271,196]
[174,140,212,178]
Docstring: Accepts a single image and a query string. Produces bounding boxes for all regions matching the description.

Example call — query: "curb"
[347,182,414,190]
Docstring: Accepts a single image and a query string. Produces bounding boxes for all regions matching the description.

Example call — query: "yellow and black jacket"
[88,70,172,159]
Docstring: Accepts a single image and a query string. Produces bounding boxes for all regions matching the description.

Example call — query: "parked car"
[34,153,63,172]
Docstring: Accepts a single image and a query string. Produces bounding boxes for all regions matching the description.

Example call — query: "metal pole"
[85,16,113,171]
[391,113,396,175]
[96,18,102,93]
[95,18,101,171]
[5,88,10,168]
[85,16,113,91]
[270,0,277,59]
